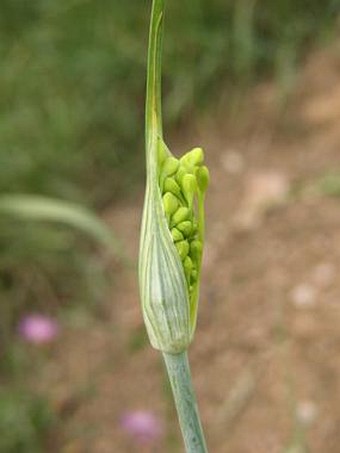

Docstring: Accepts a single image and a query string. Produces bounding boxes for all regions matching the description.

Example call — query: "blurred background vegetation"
[0,0,339,450]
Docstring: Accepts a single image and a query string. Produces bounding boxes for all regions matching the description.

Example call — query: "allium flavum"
[138,2,208,451]
[139,0,209,355]
[139,137,209,354]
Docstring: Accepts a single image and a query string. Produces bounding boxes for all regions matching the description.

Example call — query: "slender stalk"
[163,352,208,453]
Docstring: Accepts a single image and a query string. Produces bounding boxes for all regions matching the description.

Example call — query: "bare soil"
[40,43,340,453]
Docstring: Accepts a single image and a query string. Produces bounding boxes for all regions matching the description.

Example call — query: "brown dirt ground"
[39,42,340,453]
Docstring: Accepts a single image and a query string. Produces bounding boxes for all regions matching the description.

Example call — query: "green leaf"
[0,194,120,255]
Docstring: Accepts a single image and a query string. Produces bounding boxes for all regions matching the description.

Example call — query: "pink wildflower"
[18,314,59,345]
[120,410,163,444]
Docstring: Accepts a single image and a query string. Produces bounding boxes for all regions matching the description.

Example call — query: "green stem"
[163,352,208,453]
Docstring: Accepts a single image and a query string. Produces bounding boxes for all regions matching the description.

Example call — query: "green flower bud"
[161,156,179,178]
[191,220,198,236]
[175,165,187,185]
[163,192,179,217]
[171,207,190,226]
[176,220,192,237]
[183,256,193,282]
[176,240,189,260]
[164,177,182,198]
[181,174,197,206]
[180,147,204,168]
[196,165,210,193]
[171,227,184,242]
[191,269,198,282]
[190,239,203,260]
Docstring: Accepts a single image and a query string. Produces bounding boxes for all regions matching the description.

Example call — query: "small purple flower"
[18,314,59,345]
[120,410,163,444]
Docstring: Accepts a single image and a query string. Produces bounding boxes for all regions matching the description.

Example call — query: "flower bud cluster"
[159,147,209,297]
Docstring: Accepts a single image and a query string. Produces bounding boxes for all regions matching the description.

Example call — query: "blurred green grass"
[0,388,53,453]
[0,0,337,202]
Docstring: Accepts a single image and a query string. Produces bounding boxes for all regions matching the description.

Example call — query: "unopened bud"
[171,207,190,226]
[190,239,202,259]
[164,177,182,198]
[171,227,184,242]
[176,220,192,237]
[176,240,189,260]
[181,174,197,206]
[163,192,179,217]
[175,165,187,185]
[183,256,193,282]
[161,157,180,179]
[196,166,210,193]
[181,147,204,168]
[191,269,198,282]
